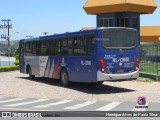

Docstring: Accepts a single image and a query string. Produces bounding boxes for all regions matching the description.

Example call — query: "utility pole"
[0,19,12,57]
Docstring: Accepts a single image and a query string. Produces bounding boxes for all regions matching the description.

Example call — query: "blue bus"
[19,27,139,87]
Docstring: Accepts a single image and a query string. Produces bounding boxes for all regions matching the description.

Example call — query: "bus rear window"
[102,29,136,49]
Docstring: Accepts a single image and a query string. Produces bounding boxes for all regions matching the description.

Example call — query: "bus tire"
[28,67,35,79]
[60,69,70,87]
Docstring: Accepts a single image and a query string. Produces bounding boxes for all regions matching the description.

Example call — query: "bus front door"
[19,40,25,73]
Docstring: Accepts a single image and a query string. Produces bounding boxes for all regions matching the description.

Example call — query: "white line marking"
[64,101,97,110]
[96,102,122,111]
[3,99,48,107]
[34,100,73,108]
[0,98,26,104]
[132,103,149,111]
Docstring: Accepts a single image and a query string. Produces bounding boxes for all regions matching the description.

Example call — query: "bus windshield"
[102,29,136,49]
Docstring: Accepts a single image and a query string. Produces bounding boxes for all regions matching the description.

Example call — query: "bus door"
[19,40,25,73]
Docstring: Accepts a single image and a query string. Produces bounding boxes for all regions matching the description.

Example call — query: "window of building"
[131,18,138,28]
[117,18,129,27]
[99,18,113,27]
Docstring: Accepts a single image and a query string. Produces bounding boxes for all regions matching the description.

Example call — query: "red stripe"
[53,59,60,79]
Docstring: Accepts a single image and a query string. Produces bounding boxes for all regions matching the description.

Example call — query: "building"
[83,0,158,44]
[140,26,160,43]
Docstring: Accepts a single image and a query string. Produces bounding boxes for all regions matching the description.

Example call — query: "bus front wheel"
[28,67,35,79]
[60,69,70,87]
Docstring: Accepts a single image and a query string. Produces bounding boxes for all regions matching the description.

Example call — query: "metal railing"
[139,45,160,75]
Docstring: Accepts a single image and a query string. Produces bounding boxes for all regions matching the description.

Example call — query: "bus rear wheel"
[28,67,35,79]
[60,69,70,87]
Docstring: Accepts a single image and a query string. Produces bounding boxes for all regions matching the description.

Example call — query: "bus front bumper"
[97,70,139,81]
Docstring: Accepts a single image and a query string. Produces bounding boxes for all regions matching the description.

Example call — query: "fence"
[139,45,160,80]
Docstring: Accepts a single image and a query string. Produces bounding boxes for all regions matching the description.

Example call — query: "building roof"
[140,26,160,42]
[83,0,158,14]
[140,26,160,36]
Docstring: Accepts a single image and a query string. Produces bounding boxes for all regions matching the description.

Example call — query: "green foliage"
[0,40,19,54]
[13,48,19,60]
[14,60,19,66]
[138,77,154,83]
[15,55,19,60]
[139,47,147,58]
[0,66,19,72]
[140,63,160,75]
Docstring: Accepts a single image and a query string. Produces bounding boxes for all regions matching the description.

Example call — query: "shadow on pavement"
[17,77,135,94]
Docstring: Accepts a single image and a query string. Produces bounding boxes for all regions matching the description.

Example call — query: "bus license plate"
[117,69,124,73]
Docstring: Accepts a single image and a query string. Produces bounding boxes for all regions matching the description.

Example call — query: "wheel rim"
[61,72,68,84]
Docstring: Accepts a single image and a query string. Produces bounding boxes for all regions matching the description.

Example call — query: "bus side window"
[74,39,78,46]
[36,41,41,56]
[46,40,50,56]
[32,42,36,56]
[52,39,61,55]
[50,39,59,56]
[73,36,86,55]
[25,42,32,56]
[61,38,68,55]
[67,38,73,55]
[41,40,50,56]
[86,34,95,55]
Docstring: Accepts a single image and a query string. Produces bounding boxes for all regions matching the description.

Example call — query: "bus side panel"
[25,56,60,78]
[24,56,43,76]
[24,55,97,83]
[38,56,59,78]
[64,56,94,82]
[20,57,25,73]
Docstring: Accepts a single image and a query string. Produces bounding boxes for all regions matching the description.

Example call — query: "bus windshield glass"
[102,29,136,49]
